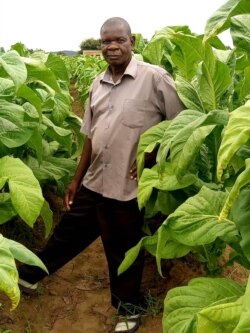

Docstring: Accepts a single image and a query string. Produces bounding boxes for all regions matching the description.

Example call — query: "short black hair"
[100,17,132,36]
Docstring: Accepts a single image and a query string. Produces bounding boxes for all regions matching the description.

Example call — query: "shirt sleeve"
[157,72,185,120]
[80,90,93,138]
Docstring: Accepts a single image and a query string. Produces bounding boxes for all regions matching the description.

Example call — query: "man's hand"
[130,147,158,181]
[130,163,137,181]
[63,180,79,211]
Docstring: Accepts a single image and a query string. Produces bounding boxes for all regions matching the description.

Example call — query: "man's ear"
[131,35,135,47]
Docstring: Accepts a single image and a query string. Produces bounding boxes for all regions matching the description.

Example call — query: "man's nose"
[107,41,119,48]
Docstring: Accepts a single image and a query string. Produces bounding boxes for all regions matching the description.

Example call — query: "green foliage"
[117,0,250,332]
[0,156,45,226]
[0,234,48,310]
[0,44,83,194]
[163,277,246,333]
[63,54,107,105]
[79,38,100,51]
[0,43,83,308]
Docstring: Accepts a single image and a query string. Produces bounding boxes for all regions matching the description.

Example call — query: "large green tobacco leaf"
[220,160,250,262]
[5,237,48,273]
[118,232,190,276]
[197,276,250,332]
[118,235,158,275]
[167,32,232,111]
[170,110,228,179]
[0,235,20,310]
[170,34,209,81]
[197,297,243,332]
[163,277,245,333]
[16,84,42,118]
[0,234,48,310]
[64,114,84,159]
[155,186,238,274]
[217,100,250,180]
[157,110,204,173]
[149,190,181,217]
[142,26,191,70]
[156,224,191,275]
[0,156,44,226]
[231,15,250,55]
[197,56,232,111]
[231,186,250,261]
[157,110,228,175]
[0,99,37,148]
[40,200,53,238]
[42,115,72,152]
[26,128,43,163]
[133,33,146,54]
[142,27,175,66]
[233,275,250,333]
[45,53,69,83]
[235,65,250,104]
[26,155,77,185]
[51,92,71,126]
[172,125,215,178]
[0,77,15,95]
[204,0,250,42]
[137,120,170,178]
[0,50,27,90]
[221,159,250,218]
[0,193,16,224]
[23,57,61,93]
[160,187,237,248]
[137,164,197,210]
[175,75,205,112]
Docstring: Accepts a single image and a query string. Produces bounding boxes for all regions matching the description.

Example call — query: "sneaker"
[18,278,38,294]
[115,314,141,333]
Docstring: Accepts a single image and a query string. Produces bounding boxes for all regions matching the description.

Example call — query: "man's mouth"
[107,54,120,59]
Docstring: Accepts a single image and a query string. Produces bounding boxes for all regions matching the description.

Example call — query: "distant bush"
[79,38,100,51]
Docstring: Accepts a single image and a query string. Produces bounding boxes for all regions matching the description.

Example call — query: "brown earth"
[0,87,248,333]
[0,231,205,332]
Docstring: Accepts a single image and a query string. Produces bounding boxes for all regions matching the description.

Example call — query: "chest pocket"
[122,99,146,128]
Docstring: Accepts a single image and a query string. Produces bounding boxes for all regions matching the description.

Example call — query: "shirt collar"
[100,57,138,83]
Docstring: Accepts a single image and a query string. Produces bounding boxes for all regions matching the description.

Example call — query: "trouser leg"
[97,198,145,313]
[18,186,100,284]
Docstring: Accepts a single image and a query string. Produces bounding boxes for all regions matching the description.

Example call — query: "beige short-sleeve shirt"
[81,57,184,201]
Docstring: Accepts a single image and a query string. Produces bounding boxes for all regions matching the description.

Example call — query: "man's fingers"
[64,191,74,211]
[129,167,137,181]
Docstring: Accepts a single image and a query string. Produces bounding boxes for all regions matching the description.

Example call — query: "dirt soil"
[0,232,205,333]
[0,86,248,333]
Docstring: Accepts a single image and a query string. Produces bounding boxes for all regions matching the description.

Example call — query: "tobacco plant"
[0,43,83,308]
[119,0,250,332]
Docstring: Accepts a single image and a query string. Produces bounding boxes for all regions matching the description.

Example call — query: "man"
[18,17,184,333]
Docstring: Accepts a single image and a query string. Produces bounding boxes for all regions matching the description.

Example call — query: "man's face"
[100,24,134,68]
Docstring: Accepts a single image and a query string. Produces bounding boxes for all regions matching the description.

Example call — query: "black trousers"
[18,186,145,312]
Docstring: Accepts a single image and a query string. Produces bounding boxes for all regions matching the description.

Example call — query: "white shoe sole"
[18,278,38,294]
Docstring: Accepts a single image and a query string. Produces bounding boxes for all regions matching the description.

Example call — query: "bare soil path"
[0,233,206,333]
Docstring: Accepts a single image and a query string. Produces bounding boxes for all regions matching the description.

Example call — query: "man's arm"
[63,137,92,210]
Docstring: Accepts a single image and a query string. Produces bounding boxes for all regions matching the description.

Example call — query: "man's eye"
[101,39,127,46]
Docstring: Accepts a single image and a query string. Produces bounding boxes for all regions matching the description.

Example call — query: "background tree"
[79,38,100,51]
